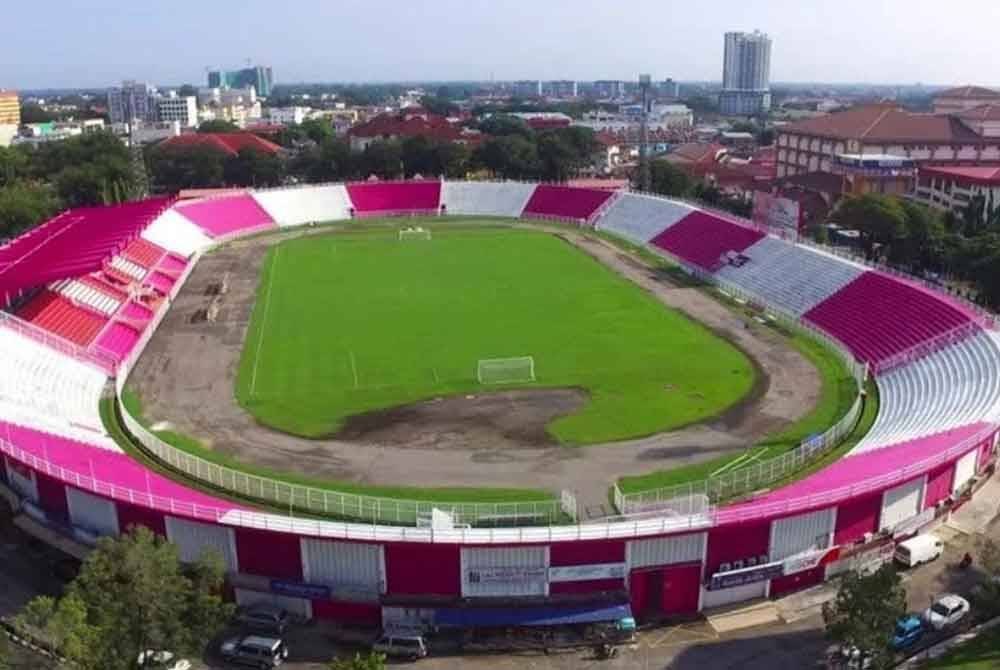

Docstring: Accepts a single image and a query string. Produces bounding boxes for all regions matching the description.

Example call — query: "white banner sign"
[547,563,627,583]
[466,567,548,585]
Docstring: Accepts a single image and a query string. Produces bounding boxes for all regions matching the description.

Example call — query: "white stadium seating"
[141,209,214,258]
[852,331,1000,454]
[0,326,117,449]
[714,237,867,316]
[441,181,537,218]
[252,185,354,227]
[50,279,122,316]
[595,192,695,244]
[109,256,147,281]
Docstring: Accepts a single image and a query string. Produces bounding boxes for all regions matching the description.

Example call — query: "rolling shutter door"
[769,508,835,562]
[952,450,978,494]
[66,487,119,536]
[700,581,767,610]
[628,533,706,570]
[300,539,385,600]
[461,546,549,597]
[165,517,238,572]
[879,477,925,532]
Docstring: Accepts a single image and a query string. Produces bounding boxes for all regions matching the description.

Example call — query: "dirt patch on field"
[128,223,823,514]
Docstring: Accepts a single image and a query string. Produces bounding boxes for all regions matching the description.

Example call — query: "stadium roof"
[957,103,1000,122]
[779,103,988,144]
[157,132,283,157]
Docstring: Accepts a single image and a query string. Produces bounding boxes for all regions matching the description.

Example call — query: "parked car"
[891,615,924,650]
[894,534,943,568]
[234,603,291,634]
[922,594,970,631]
[372,633,428,660]
[220,635,288,669]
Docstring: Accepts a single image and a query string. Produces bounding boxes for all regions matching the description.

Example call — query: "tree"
[329,651,386,670]
[0,181,62,238]
[477,114,533,140]
[822,564,907,670]
[198,119,239,133]
[298,118,334,145]
[17,526,233,670]
[289,138,355,183]
[147,145,226,191]
[647,160,693,197]
[19,103,56,124]
[419,95,456,116]
[832,194,908,258]
[472,135,538,179]
[223,148,284,187]
[358,140,403,180]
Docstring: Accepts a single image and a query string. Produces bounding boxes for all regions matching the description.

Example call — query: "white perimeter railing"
[113,221,570,528]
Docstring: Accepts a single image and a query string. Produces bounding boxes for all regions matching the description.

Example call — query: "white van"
[894,534,943,567]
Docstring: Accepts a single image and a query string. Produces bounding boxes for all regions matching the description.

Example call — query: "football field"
[235,224,755,444]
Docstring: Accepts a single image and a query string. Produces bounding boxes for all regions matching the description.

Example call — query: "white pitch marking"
[249,247,280,398]
[349,350,359,389]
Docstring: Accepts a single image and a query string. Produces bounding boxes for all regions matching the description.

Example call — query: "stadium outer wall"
[0,180,997,628]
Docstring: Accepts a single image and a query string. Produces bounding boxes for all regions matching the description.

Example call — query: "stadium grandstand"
[0,180,996,626]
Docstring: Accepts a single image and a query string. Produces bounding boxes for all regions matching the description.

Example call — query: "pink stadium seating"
[174,194,275,237]
[521,185,615,222]
[17,290,109,347]
[157,253,188,275]
[0,197,172,306]
[346,181,441,215]
[95,322,140,361]
[121,238,166,268]
[144,271,175,295]
[120,301,154,324]
[803,271,973,365]
[649,211,765,272]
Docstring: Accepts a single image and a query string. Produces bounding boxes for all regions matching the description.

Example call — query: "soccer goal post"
[399,226,432,241]
[477,356,536,384]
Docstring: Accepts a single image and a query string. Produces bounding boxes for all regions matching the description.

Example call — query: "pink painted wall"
[234,528,303,580]
[924,463,955,510]
[705,522,769,574]
[384,543,460,596]
[115,501,166,536]
[550,579,625,595]
[550,539,625,566]
[35,473,69,524]
[311,599,381,625]
[661,564,702,615]
[770,566,824,597]
[834,493,881,546]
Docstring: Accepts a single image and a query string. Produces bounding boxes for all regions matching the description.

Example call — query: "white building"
[107,80,159,124]
[157,93,198,128]
[266,106,310,125]
[720,31,772,116]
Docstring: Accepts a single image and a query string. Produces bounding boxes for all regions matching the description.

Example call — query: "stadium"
[0,179,997,629]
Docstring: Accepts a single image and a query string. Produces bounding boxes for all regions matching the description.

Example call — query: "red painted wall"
[661,564,702,615]
[979,437,994,472]
[834,494,881,546]
[384,543,460,596]
[35,474,68,524]
[550,579,625,595]
[311,599,381,625]
[770,566,824,597]
[924,463,954,510]
[115,501,166,536]
[550,539,625,566]
[705,522,769,575]
[234,528,303,581]
[628,570,650,617]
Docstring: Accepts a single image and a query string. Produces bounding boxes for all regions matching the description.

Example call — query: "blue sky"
[4,0,996,88]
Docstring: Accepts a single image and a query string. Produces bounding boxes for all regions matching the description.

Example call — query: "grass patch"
[116,389,552,505]
[922,624,1000,669]
[235,223,754,444]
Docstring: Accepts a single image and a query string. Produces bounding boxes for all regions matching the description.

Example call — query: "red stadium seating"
[17,290,109,347]
[649,211,765,271]
[345,181,441,215]
[174,194,275,237]
[803,272,974,365]
[521,185,614,222]
[121,238,166,268]
[0,197,172,306]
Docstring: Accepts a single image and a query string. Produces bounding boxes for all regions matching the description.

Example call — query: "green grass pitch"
[235,224,756,444]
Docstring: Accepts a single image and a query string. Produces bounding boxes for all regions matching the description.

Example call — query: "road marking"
[249,247,279,398]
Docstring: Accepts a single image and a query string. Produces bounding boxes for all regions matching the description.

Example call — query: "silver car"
[220,635,288,669]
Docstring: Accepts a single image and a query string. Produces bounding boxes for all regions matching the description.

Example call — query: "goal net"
[399,226,431,241]
[477,356,536,384]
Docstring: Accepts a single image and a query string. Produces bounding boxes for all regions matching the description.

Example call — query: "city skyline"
[3,0,999,89]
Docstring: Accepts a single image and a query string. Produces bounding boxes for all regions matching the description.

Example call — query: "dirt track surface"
[128,224,821,514]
